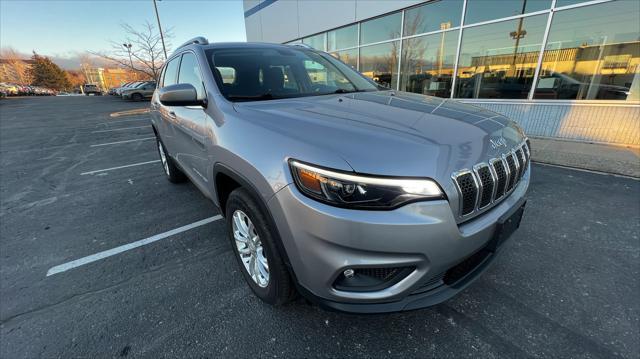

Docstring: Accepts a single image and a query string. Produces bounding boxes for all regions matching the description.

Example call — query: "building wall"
[243,0,640,146]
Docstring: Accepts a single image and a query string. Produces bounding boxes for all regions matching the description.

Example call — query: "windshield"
[205,46,380,101]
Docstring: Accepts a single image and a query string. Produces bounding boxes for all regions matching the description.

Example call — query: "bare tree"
[0,47,32,84]
[91,21,172,80]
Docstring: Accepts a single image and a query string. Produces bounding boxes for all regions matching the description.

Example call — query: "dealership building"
[243,0,639,146]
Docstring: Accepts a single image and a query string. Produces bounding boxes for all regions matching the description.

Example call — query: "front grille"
[453,172,478,216]
[452,141,529,218]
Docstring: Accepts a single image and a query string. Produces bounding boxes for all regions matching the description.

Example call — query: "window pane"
[178,53,205,99]
[360,12,401,45]
[331,49,358,69]
[328,25,358,51]
[359,41,399,89]
[303,33,326,51]
[534,1,640,100]
[454,14,548,99]
[400,30,459,98]
[465,0,551,24]
[404,0,463,36]
[555,0,590,7]
[162,57,180,87]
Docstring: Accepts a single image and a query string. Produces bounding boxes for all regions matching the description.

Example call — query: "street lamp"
[152,0,168,60]
[122,43,133,69]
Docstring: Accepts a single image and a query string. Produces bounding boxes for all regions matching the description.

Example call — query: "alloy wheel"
[232,209,269,287]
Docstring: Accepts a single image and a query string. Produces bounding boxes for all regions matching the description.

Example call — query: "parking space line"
[106,117,150,124]
[80,160,160,175]
[46,215,223,276]
[91,125,151,133]
[90,137,155,147]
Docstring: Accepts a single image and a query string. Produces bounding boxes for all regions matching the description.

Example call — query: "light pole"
[152,0,168,60]
[122,43,133,68]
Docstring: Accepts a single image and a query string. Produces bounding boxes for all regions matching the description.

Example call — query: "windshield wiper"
[226,93,278,102]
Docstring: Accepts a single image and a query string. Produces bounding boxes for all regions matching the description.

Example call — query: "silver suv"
[150,38,530,313]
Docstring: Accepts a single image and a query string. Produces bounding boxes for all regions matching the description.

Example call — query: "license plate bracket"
[487,200,526,252]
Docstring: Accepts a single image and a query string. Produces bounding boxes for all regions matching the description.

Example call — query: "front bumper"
[267,168,530,313]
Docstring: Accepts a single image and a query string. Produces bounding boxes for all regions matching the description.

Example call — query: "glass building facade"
[288,0,640,102]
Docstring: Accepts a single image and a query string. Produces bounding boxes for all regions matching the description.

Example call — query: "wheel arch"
[212,163,296,276]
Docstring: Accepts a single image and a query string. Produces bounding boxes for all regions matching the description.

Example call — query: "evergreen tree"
[28,52,71,90]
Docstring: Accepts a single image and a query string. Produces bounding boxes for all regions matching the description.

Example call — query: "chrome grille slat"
[491,158,507,200]
[474,164,494,209]
[452,171,478,216]
[504,153,517,192]
[452,140,529,218]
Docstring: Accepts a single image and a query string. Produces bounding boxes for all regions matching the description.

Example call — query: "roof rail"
[288,43,314,50]
[176,36,209,50]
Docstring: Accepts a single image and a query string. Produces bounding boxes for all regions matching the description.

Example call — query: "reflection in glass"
[465,0,551,24]
[360,12,401,45]
[303,33,326,51]
[328,25,358,51]
[359,41,399,89]
[454,14,547,99]
[534,1,640,100]
[400,30,459,98]
[555,0,590,7]
[403,0,463,36]
[331,49,358,69]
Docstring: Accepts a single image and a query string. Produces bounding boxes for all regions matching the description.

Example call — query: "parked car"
[0,83,19,96]
[115,81,142,96]
[82,84,102,96]
[150,39,530,313]
[121,81,156,101]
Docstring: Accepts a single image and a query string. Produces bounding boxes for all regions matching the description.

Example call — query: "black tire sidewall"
[156,137,185,183]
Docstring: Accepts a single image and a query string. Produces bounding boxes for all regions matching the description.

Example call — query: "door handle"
[168,111,176,119]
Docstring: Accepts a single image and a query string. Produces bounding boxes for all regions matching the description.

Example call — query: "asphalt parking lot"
[1,96,638,358]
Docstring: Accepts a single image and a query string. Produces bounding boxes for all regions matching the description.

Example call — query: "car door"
[153,55,183,161]
[172,51,209,186]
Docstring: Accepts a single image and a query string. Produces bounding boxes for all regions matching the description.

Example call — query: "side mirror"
[159,83,204,107]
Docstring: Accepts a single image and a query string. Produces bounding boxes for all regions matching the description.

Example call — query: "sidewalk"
[529,137,640,178]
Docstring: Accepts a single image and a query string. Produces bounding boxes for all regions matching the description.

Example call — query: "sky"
[0,0,247,67]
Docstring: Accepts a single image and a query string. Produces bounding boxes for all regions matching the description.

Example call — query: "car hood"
[233,91,525,180]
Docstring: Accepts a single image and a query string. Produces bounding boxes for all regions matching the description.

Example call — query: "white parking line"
[90,137,155,147]
[80,160,160,175]
[106,117,150,124]
[91,125,151,133]
[46,215,223,276]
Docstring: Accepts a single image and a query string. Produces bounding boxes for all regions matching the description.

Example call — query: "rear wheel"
[226,188,295,305]
[156,137,186,183]
[131,93,142,101]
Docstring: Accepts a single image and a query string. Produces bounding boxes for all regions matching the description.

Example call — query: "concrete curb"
[529,137,640,178]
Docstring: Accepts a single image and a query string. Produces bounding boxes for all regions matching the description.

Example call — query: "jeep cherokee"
[149,38,530,313]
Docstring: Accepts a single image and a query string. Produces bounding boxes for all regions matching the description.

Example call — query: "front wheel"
[226,188,295,305]
[156,137,186,183]
[131,93,142,101]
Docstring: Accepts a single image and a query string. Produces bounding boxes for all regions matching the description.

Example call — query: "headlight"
[289,160,444,209]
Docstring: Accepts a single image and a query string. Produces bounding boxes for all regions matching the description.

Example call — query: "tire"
[156,137,186,183]
[226,188,295,305]
[131,93,142,102]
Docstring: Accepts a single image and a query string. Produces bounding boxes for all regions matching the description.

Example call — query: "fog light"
[343,268,355,278]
